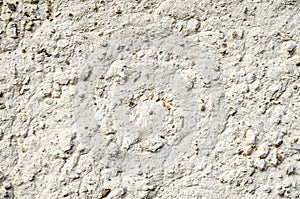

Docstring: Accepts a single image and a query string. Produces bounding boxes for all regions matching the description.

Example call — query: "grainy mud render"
[0,0,300,198]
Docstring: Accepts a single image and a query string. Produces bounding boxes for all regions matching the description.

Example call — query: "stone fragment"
[101,189,111,198]
[19,85,30,95]
[258,147,269,159]
[99,40,108,47]
[0,103,6,109]
[52,90,61,98]
[286,41,297,53]
[6,22,17,38]
[113,5,121,14]
[283,180,292,188]
[53,83,61,92]
[244,145,255,156]
[57,39,69,48]
[25,21,34,31]
[246,129,256,145]
[278,189,285,197]
[187,18,200,33]
[248,168,255,176]
[136,51,145,58]
[3,183,11,190]
[265,187,271,193]
[100,126,116,135]
[227,106,237,117]
[35,53,45,62]
[257,159,266,171]
[286,165,295,175]
[23,77,30,85]
[7,3,16,12]
[142,137,164,152]
[273,139,283,147]
[17,113,28,122]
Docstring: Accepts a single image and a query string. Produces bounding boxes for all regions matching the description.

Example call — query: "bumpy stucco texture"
[0,0,300,198]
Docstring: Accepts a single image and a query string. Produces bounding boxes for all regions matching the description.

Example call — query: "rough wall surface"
[0,0,300,198]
